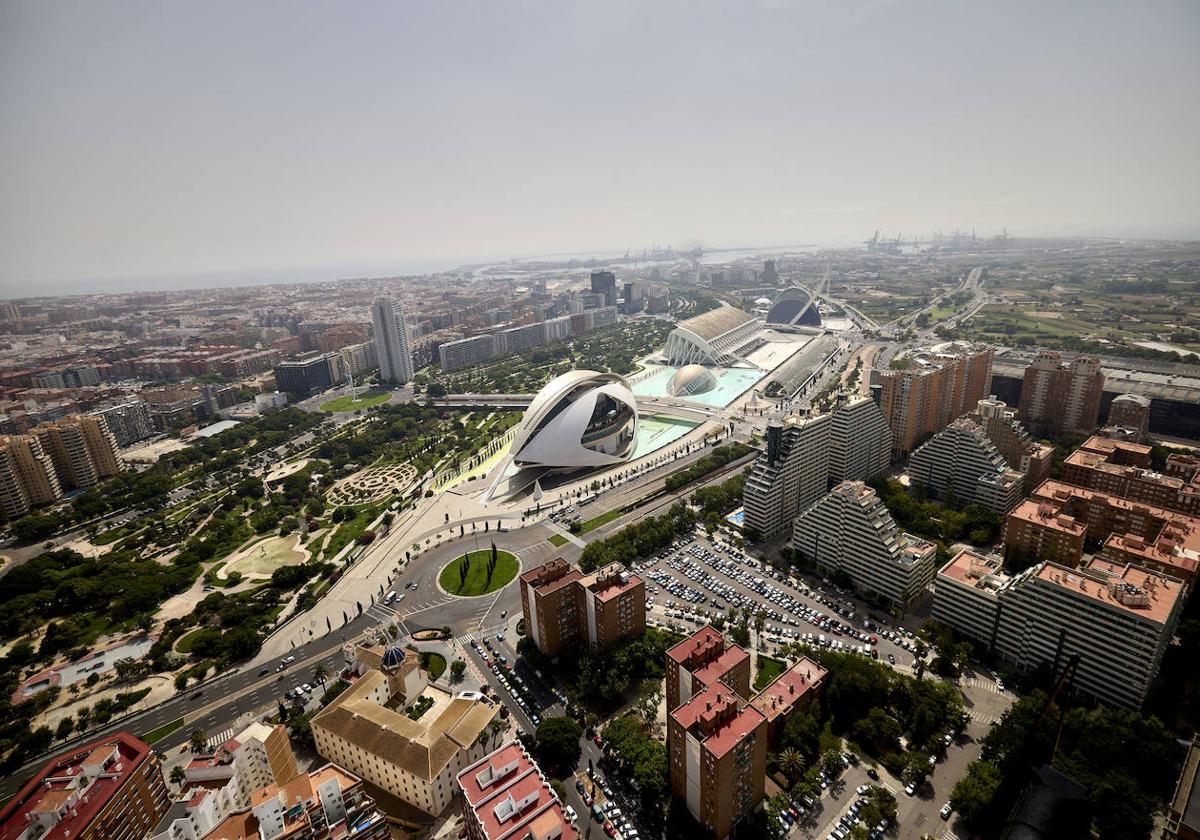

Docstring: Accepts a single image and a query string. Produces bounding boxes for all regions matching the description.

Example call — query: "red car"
[603,822,616,837]
[593,734,603,746]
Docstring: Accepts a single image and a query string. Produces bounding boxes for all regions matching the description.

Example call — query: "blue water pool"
[632,365,764,408]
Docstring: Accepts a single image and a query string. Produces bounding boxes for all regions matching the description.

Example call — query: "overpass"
[432,393,720,423]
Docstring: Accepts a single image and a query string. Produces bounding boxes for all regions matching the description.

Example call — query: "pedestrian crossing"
[960,675,1006,695]
[967,709,1003,727]
[205,725,237,751]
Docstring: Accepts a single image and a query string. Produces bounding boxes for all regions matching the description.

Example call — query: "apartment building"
[1163,735,1200,840]
[748,658,826,747]
[311,670,499,817]
[791,480,938,608]
[665,626,752,713]
[156,761,387,840]
[371,297,415,385]
[667,683,767,840]
[456,741,577,840]
[182,722,299,812]
[743,394,892,540]
[90,399,154,447]
[519,559,645,658]
[1006,479,1200,582]
[1106,393,1152,443]
[272,352,346,399]
[0,433,62,519]
[0,732,170,840]
[973,396,1054,494]
[1018,351,1104,437]
[870,342,994,455]
[907,418,1026,514]
[828,394,893,484]
[932,550,1184,709]
[32,414,121,490]
[440,334,498,372]
[1061,435,1200,517]
[743,413,830,540]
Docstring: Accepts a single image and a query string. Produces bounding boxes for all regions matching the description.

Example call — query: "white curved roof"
[670,364,717,396]
[675,306,756,342]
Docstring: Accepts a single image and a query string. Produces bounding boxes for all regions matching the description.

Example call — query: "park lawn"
[425,653,447,680]
[438,549,519,596]
[754,655,786,691]
[547,533,569,548]
[580,509,621,533]
[176,627,208,653]
[321,504,384,560]
[141,717,185,743]
[320,391,392,413]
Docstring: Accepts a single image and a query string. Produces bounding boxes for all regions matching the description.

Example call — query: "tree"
[535,716,582,773]
[950,759,1002,829]
[189,728,208,753]
[312,664,328,685]
[821,748,844,778]
[778,748,806,786]
[450,659,466,683]
[169,765,187,788]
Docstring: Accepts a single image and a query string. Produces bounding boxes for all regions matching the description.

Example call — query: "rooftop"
[749,658,827,724]
[670,682,765,759]
[579,563,642,603]
[311,670,497,781]
[938,549,1009,593]
[1036,557,1183,626]
[456,742,576,840]
[667,628,749,693]
[1008,497,1088,537]
[0,732,151,840]
[519,558,583,596]
[674,306,757,342]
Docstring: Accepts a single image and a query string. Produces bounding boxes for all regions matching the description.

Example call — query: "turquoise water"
[726,508,745,526]
[632,365,765,408]
[631,414,700,459]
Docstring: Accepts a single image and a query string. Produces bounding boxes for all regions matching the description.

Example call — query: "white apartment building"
[828,394,893,485]
[743,413,830,540]
[439,334,498,372]
[180,721,298,814]
[933,550,1185,709]
[90,399,154,447]
[312,670,500,816]
[371,297,415,385]
[791,480,938,608]
[907,417,1026,514]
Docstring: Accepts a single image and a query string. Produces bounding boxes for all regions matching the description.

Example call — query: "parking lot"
[631,529,1007,840]
[635,532,923,673]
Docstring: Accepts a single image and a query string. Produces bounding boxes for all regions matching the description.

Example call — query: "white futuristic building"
[663,307,762,366]
[485,371,639,500]
[668,364,718,398]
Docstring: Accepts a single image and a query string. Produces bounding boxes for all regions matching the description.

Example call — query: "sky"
[1,0,1198,296]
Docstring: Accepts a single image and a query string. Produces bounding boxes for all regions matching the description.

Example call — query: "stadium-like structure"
[485,371,639,500]
[765,287,822,329]
[663,306,762,366]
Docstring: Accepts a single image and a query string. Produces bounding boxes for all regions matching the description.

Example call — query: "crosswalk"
[959,675,1006,695]
[967,709,1003,727]
[205,725,238,751]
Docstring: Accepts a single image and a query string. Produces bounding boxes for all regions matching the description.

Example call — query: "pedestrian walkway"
[543,519,586,548]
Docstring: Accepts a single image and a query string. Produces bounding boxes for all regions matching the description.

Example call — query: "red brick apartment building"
[519,559,645,658]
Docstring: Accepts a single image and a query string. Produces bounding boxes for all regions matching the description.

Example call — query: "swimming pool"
[632,365,764,408]
[631,415,700,459]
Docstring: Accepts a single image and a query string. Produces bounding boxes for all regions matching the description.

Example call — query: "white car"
[904,782,916,796]
[940,803,953,820]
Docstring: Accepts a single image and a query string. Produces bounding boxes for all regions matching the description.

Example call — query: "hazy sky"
[2,1,1198,296]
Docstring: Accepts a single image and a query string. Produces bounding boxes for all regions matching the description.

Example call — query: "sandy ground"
[219,534,309,579]
[122,438,188,464]
[35,674,176,733]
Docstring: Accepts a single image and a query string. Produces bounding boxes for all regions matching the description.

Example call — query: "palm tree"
[312,664,329,685]
[189,728,208,754]
[488,719,505,749]
[169,765,186,788]
[778,748,806,786]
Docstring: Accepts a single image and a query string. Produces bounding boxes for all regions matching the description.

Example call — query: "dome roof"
[754,297,773,306]
[382,645,406,669]
[669,364,718,397]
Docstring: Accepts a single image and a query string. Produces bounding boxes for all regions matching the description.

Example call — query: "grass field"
[547,534,569,547]
[754,655,785,691]
[142,717,184,743]
[320,391,392,413]
[425,652,447,680]
[438,549,519,596]
[175,628,207,653]
[580,509,621,533]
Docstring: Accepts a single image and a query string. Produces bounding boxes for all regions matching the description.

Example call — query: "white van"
[384,591,397,604]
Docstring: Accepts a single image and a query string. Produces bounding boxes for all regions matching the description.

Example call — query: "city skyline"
[3,1,1199,296]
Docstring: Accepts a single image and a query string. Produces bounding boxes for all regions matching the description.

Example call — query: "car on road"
[856,784,870,795]
[866,767,879,780]
[258,667,270,676]
[996,678,1005,692]
[940,803,953,819]
[904,782,916,796]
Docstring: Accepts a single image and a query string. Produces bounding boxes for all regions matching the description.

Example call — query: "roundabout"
[436,548,519,597]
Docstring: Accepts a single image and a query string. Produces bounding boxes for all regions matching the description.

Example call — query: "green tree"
[778,748,806,787]
[950,759,1002,829]
[169,765,187,787]
[189,728,208,753]
[535,716,582,773]
[450,659,466,683]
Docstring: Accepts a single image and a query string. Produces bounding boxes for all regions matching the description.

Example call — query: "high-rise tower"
[371,297,414,385]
